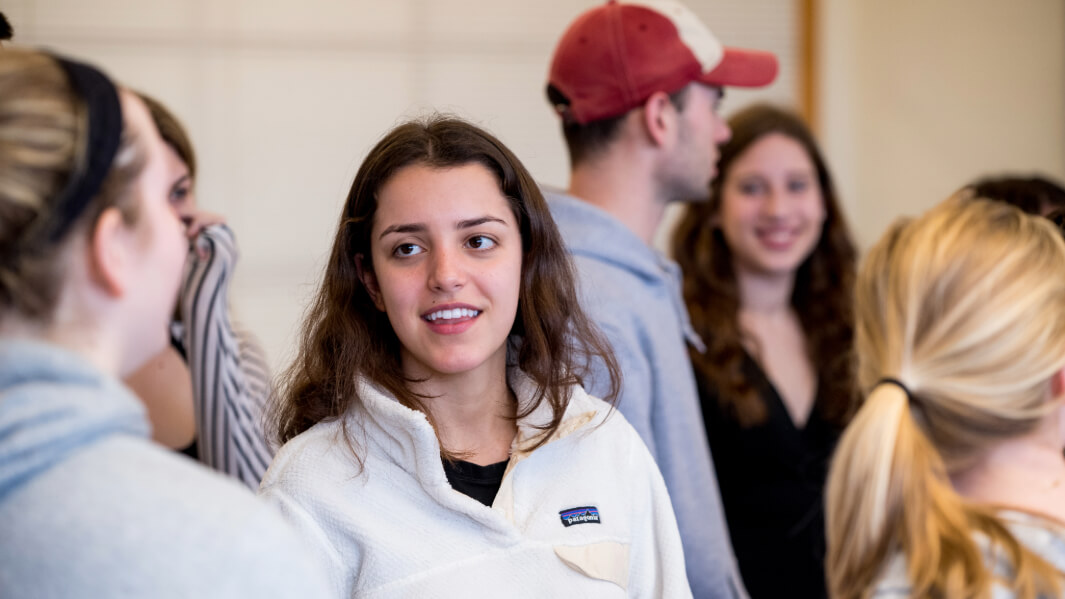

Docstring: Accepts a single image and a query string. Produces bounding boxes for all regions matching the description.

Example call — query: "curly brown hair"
[271,116,619,458]
[671,103,857,428]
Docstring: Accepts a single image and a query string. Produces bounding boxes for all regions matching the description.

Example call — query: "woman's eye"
[466,235,496,250]
[787,179,810,193]
[394,243,423,257]
[738,180,766,196]
[169,186,189,204]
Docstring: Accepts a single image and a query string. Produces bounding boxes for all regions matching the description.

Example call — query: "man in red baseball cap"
[543,2,777,597]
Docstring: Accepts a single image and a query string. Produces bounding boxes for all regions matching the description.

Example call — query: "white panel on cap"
[625,0,725,72]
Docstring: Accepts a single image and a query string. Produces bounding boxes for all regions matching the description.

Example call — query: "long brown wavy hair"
[271,116,619,458]
[671,103,857,427]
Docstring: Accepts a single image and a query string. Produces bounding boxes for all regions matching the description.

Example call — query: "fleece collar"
[350,369,607,528]
[352,369,603,478]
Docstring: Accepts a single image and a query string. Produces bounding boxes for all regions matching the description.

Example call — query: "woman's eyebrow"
[456,216,507,229]
[378,223,426,239]
[378,215,507,240]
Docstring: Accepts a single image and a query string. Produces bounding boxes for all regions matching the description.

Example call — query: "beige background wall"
[5,0,1064,370]
[818,0,1065,246]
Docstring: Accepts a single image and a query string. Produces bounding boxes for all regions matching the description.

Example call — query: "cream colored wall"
[10,1,1060,370]
[5,0,797,370]
[817,0,1065,247]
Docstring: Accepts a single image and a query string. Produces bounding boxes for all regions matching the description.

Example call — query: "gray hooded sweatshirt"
[0,339,329,598]
[547,191,747,599]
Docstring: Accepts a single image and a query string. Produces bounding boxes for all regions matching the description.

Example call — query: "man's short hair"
[549,83,691,168]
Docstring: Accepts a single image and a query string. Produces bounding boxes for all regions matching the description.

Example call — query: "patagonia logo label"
[559,506,601,527]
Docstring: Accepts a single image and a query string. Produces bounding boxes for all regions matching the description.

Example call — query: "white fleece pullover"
[259,371,692,598]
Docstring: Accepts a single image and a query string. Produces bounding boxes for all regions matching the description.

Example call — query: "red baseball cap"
[548,0,779,124]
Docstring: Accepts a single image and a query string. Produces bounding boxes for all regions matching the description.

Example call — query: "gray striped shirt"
[176,224,273,490]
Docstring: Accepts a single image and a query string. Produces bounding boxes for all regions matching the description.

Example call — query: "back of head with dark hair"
[672,102,857,428]
[969,175,1065,217]
[271,115,619,458]
[0,13,13,41]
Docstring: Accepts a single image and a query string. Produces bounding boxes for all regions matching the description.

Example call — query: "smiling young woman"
[670,103,858,598]
[259,116,693,597]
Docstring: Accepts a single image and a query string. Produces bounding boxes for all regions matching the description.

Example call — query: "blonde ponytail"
[827,382,1009,598]
[827,197,1065,598]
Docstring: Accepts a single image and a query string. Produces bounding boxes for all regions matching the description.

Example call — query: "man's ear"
[355,253,385,311]
[640,90,678,148]
[87,207,130,298]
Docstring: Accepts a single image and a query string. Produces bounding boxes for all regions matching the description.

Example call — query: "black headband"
[46,54,123,243]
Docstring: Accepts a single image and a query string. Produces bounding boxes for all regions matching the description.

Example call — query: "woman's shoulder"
[869,512,1065,596]
[998,509,1065,570]
[509,374,635,452]
[261,385,432,494]
[557,383,653,460]
[565,382,613,417]
[260,419,353,489]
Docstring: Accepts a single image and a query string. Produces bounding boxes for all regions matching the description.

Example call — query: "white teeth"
[760,230,794,243]
[426,308,479,321]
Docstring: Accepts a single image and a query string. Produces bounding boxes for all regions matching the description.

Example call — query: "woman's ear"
[1051,367,1065,400]
[87,207,131,298]
[355,253,384,311]
[1050,367,1065,445]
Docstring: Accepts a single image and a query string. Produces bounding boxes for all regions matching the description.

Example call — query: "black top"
[443,458,509,507]
[170,328,199,460]
[698,352,842,599]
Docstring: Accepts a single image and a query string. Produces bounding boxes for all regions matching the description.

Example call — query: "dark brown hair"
[969,174,1065,216]
[0,13,13,41]
[548,83,690,168]
[272,115,619,457]
[136,92,196,179]
[671,103,857,427]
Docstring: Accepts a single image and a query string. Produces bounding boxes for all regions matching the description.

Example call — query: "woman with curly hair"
[671,103,858,598]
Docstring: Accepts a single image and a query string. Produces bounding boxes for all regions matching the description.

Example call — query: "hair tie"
[45,53,123,243]
[876,377,913,401]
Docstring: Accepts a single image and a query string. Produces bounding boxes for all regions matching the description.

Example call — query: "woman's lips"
[756,227,799,250]
[422,305,481,334]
